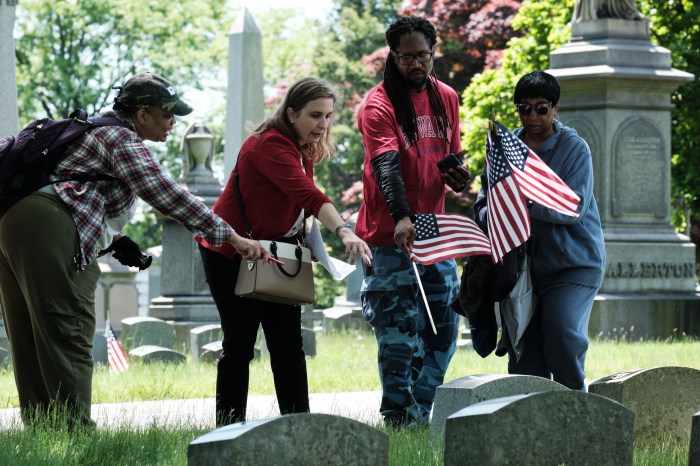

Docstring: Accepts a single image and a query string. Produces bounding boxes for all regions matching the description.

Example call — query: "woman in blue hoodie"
[474,70,605,390]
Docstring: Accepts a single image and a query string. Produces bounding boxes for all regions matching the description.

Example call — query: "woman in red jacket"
[197,77,372,426]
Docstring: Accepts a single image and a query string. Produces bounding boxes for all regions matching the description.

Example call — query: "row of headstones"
[0,307,382,369]
[188,366,700,465]
[92,316,323,366]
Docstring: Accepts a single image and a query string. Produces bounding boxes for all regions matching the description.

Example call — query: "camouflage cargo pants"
[361,245,459,426]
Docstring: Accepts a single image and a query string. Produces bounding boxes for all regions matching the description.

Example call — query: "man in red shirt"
[355,15,471,427]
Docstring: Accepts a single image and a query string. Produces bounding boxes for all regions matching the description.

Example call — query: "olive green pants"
[0,192,100,427]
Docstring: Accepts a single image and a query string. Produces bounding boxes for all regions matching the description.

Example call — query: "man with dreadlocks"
[355,15,471,427]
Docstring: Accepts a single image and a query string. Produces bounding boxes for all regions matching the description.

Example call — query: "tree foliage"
[311,0,403,215]
[15,0,234,121]
[401,0,523,93]
[459,0,574,181]
[459,0,699,240]
[307,0,404,306]
[13,0,237,249]
[637,0,700,236]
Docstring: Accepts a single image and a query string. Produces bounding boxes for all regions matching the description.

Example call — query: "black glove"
[102,236,152,270]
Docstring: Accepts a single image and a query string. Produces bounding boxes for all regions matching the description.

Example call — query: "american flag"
[486,128,531,263]
[105,322,129,373]
[492,121,580,217]
[410,213,491,265]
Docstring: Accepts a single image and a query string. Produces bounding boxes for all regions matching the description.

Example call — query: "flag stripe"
[493,121,580,217]
[105,322,129,373]
[511,161,580,213]
[514,162,581,203]
[486,160,530,262]
[410,213,491,265]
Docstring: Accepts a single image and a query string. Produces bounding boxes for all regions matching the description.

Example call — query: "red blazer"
[197,128,331,258]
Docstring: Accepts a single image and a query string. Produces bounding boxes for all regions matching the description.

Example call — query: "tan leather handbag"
[232,171,314,306]
[235,239,314,305]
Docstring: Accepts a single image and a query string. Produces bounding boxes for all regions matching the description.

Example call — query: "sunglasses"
[516,102,553,116]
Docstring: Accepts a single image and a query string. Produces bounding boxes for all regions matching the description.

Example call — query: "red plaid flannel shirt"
[50,111,233,267]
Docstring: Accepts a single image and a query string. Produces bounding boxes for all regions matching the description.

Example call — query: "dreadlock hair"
[383,15,450,148]
[253,77,338,165]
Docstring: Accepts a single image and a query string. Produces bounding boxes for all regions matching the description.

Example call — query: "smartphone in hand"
[437,152,464,173]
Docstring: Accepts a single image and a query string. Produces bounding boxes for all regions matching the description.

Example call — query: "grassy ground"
[4,330,699,405]
[0,331,698,465]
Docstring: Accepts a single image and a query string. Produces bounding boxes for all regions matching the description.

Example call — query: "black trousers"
[199,244,310,426]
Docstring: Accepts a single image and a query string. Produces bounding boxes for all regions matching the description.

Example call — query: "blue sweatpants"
[507,281,597,390]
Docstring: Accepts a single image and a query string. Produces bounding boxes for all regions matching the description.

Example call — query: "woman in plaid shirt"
[0,72,272,429]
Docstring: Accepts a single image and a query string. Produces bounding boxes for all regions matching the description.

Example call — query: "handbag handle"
[270,241,303,278]
[234,171,254,238]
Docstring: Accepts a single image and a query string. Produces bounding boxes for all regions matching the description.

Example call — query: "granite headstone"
[589,366,700,446]
[128,345,186,364]
[431,374,569,437]
[188,413,389,466]
[444,391,634,465]
[120,316,175,352]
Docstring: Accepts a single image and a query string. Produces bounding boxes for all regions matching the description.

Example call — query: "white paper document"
[305,219,356,280]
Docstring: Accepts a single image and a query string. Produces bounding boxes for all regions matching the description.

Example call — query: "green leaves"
[459,0,573,177]
[15,0,235,122]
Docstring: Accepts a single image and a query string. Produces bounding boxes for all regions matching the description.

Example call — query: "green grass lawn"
[0,331,698,465]
[4,330,698,405]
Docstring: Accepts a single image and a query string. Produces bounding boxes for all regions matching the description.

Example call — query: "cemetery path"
[0,391,382,429]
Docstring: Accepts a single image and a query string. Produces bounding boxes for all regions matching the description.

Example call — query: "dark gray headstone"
[190,324,223,363]
[92,332,108,365]
[120,316,175,351]
[200,341,223,364]
[0,346,9,368]
[301,307,324,330]
[690,412,700,466]
[589,366,700,446]
[128,345,186,364]
[188,413,388,466]
[431,374,568,437]
[301,327,316,357]
[444,391,634,466]
[322,306,370,333]
[200,341,260,364]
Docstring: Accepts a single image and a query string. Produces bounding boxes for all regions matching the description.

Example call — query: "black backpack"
[0,108,129,215]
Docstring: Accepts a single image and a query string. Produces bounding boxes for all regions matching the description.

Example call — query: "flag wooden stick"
[412,260,437,335]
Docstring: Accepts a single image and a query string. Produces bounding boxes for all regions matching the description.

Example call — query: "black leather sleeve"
[370,150,415,224]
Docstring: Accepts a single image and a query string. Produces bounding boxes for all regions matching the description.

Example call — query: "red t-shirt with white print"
[355,78,462,245]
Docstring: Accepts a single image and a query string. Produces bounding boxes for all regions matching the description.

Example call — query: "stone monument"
[223,7,264,185]
[0,0,19,353]
[0,0,19,137]
[149,121,222,344]
[549,1,699,339]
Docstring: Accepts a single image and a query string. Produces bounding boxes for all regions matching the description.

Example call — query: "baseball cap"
[113,72,193,116]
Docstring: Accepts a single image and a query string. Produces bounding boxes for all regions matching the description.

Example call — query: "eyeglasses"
[395,51,433,65]
[516,102,553,116]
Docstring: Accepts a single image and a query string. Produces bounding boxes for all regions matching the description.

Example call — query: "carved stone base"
[591,293,700,340]
[602,240,696,293]
[571,18,650,42]
[149,295,219,322]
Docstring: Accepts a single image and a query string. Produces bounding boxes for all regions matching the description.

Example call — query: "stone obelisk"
[549,2,698,339]
[0,0,19,354]
[223,7,264,185]
[0,0,19,137]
